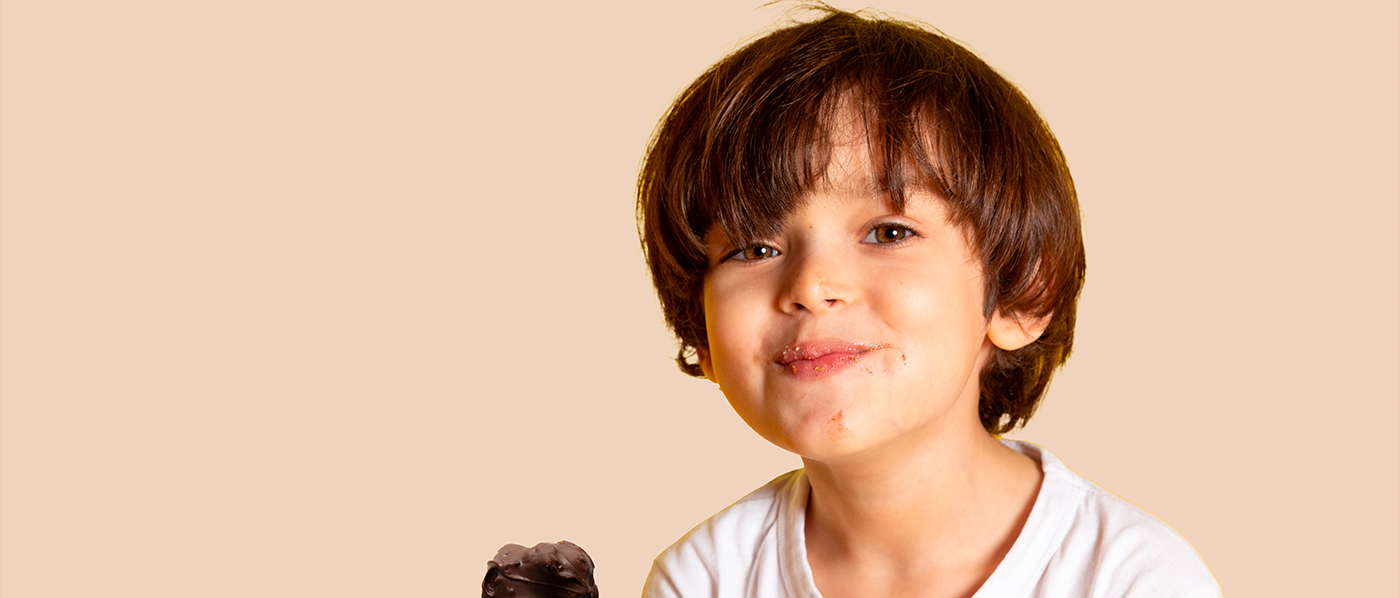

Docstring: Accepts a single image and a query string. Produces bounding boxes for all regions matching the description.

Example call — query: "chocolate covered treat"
[482,541,598,598]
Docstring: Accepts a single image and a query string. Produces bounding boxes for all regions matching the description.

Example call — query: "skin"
[696,131,1049,598]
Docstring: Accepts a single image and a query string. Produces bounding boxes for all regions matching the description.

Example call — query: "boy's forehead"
[708,182,950,246]
[816,99,889,188]
[815,132,883,197]
[816,99,949,198]
[701,95,955,250]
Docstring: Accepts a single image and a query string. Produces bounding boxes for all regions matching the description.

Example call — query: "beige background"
[2,1,1396,596]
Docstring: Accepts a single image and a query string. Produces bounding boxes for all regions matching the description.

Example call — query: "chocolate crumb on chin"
[483,541,598,598]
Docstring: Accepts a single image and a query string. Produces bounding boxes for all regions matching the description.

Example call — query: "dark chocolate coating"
[483,541,598,598]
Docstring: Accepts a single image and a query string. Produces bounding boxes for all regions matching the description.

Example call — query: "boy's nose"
[780,253,852,313]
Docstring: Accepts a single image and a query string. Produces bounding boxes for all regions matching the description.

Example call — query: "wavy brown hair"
[637,8,1085,434]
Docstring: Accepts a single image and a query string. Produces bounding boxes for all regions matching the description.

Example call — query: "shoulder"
[1009,441,1221,597]
[642,470,806,598]
[1057,477,1221,597]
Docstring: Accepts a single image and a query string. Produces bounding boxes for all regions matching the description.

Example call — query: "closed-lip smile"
[775,340,888,380]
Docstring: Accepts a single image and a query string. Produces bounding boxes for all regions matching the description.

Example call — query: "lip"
[774,340,888,380]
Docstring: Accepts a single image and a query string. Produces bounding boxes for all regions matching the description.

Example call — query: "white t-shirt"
[642,440,1220,597]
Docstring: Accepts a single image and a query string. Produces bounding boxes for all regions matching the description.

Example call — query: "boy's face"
[697,139,1029,465]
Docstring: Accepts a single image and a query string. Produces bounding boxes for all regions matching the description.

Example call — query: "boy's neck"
[801,427,1042,596]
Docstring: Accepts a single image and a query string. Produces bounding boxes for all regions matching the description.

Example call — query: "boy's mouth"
[775,340,889,380]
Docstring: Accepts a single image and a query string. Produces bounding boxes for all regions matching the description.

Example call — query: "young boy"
[637,8,1219,598]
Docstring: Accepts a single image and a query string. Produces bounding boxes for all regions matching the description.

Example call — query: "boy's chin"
[760,415,889,466]
[768,411,975,470]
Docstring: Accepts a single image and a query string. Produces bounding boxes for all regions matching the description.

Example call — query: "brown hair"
[637,7,1085,434]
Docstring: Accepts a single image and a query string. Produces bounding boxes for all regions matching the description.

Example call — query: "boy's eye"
[864,224,915,244]
[729,245,780,261]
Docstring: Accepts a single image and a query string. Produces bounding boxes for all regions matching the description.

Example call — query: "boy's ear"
[988,310,1052,351]
[697,348,717,383]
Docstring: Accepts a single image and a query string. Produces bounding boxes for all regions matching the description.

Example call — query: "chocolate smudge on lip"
[775,341,892,365]
[483,541,598,598]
